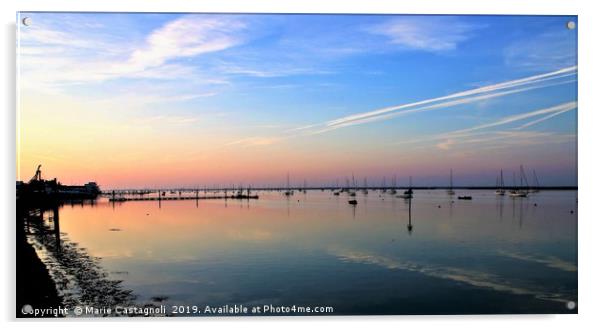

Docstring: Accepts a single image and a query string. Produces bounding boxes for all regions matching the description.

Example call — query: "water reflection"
[36,190,577,314]
[406,198,413,235]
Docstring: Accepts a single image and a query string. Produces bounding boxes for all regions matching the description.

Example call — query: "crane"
[29,164,42,183]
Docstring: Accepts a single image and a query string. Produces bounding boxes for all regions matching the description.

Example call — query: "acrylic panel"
[16,12,578,317]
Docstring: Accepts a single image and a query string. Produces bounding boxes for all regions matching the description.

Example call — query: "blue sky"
[17,13,577,187]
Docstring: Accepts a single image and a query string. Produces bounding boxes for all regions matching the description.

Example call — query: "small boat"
[530,170,540,193]
[495,169,506,195]
[447,169,455,195]
[349,173,358,197]
[381,177,387,193]
[509,166,529,198]
[333,191,340,196]
[458,196,472,200]
[389,175,398,194]
[284,173,294,196]
[348,199,358,205]
[402,176,414,197]
[508,191,528,197]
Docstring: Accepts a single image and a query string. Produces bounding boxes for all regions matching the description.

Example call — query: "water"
[39,189,578,315]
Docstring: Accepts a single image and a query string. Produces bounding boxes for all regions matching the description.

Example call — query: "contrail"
[515,106,576,130]
[453,101,577,134]
[392,101,577,147]
[323,66,576,128]
[225,66,577,146]
[321,79,575,132]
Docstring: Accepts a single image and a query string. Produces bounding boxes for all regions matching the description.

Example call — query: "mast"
[520,165,530,191]
[532,170,540,192]
[500,170,504,189]
[447,169,455,195]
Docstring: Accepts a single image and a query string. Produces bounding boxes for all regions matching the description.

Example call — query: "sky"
[17,13,578,188]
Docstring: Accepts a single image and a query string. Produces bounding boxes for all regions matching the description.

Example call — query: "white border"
[2,1,601,329]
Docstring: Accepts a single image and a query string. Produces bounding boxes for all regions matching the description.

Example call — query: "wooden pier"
[108,195,258,202]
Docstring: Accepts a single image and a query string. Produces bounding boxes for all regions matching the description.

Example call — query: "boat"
[381,177,387,193]
[531,170,540,193]
[284,173,294,196]
[495,169,506,195]
[403,176,414,197]
[348,199,358,205]
[397,176,413,199]
[348,173,357,196]
[508,165,529,198]
[362,177,369,195]
[389,175,397,194]
[447,169,455,195]
[458,196,472,200]
[508,191,528,197]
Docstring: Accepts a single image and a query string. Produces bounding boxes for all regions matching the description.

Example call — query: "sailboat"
[495,169,506,195]
[389,175,397,195]
[349,174,357,197]
[447,169,455,195]
[284,173,294,196]
[362,177,369,195]
[398,176,413,199]
[348,174,358,205]
[508,166,529,197]
[531,170,540,193]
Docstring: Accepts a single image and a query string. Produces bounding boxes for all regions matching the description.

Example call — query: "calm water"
[41,189,578,315]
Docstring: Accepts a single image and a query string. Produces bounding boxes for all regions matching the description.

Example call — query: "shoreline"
[16,222,63,318]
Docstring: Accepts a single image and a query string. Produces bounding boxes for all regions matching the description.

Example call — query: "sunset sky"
[17,13,577,188]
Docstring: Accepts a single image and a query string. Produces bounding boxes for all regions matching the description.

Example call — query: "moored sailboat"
[447,169,455,195]
[284,173,294,196]
[496,169,506,195]
[508,166,529,198]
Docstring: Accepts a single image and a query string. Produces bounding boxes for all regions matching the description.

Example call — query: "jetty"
[108,194,258,202]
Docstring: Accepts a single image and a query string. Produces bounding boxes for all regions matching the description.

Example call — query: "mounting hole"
[567,301,576,310]
[22,17,31,26]
[567,21,576,30]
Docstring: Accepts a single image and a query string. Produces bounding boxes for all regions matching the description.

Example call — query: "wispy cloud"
[224,137,282,147]
[139,115,201,125]
[19,15,247,90]
[504,29,577,72]
[366,16,481,52]
[127,16,246,71]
